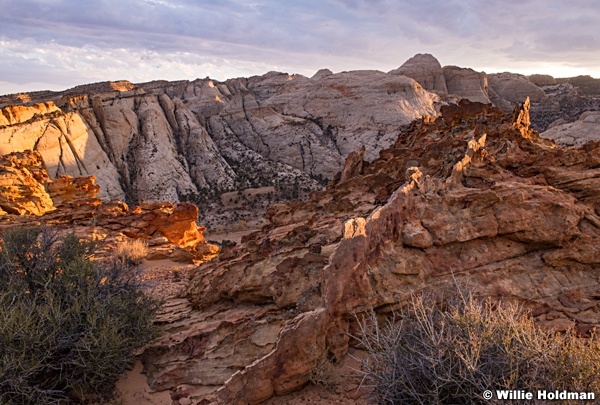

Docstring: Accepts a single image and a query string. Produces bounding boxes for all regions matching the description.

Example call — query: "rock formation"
[115,99,600,403]
[488,72,547,104]
[0,151,54,215]
[440,65,491,104]
[3,56,599,234]
[387,55,600,133]
[542,111,600,146]
[0,72,440,231]
[389,53,448,93]
[0,150,217,263]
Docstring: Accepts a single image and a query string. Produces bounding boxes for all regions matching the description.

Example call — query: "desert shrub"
[113,238,148,266]
[0,227,161,404]
[308,350,336,387]
[353,290,600,405]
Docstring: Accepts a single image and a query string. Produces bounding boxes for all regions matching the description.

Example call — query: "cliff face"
[3,56,599,233]
[0,72,440,230]
[114,99,600,403]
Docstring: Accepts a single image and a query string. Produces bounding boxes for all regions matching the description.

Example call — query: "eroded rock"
[173,100,600,403]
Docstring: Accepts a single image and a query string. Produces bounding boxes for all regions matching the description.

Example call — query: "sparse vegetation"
[309,351,336,387]
[114,238,148,265]
[353,290,600,405]
[0,227,160,404]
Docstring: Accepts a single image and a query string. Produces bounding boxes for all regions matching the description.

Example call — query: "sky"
[1,0,599,95]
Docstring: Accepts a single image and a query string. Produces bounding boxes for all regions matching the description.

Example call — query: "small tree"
[0,227,161,404]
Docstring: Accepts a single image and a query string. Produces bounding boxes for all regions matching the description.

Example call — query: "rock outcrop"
[0,71,440,230]
[442,65,491,104]
[0,151,54,215]
[389,53,448,93]
[388,55,600,133]
[0,150,217,263]
[2,56,599,233]
[488,73,547,104]
[542,111,600,146]
[121,99,600,403]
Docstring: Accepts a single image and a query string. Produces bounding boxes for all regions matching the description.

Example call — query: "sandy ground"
[115,361,172,405]
[113,259,195,405]
[111,258,370,405]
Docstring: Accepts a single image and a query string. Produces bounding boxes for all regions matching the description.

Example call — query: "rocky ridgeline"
[0,150,218,263]
[1,55,599,232]
[391,53,600,133]
[117,99,600,404]
[0,71,440,231]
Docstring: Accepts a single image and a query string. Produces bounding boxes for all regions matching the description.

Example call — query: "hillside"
[118,99,600,403]
[2,54,599,232]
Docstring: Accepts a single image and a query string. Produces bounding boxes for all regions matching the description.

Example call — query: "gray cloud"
[1,0,599,94]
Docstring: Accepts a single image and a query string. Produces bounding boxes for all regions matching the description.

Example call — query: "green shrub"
[0,227,161,404]
[353,290,600,405]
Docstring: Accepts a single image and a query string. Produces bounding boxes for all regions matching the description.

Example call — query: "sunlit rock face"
[0,73,440,202]
[0,149,217,263]
[113,100,600,403]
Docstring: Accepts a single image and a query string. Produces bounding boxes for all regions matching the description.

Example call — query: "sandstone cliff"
[121,99,600,403]
[388,54,600,133]
[2,56,599,234]
[0,72,440,230]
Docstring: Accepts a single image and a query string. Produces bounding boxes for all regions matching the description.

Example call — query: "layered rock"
[0,150,217,263]
[116,100,600,403]
[0,151,54,215]
[387,55,600,133]
[442,65,491,104]
[0,70,440,231]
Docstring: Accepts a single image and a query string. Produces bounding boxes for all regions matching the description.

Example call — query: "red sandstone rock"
[0,151,54,215]
[178,99,600,403]
[0,152,216,263]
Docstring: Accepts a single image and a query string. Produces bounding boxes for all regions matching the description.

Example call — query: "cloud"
[1,0,599,94]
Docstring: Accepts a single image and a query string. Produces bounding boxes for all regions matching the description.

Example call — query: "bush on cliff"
[354,290,600,405]
[0,227,161,404]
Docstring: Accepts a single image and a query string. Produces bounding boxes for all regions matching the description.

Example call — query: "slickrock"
[133,98,600,404]
[541,111,600,146]
[0,69,440,233]
[3,56,599,232]
[488,73,546,104]
[442,65,491,104]
[528,74,557,87]
[389,53,448,93]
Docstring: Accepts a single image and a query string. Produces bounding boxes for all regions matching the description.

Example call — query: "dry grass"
[352,290,600,404]
[309,352,336,387]
[114,238,148,265]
